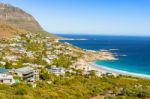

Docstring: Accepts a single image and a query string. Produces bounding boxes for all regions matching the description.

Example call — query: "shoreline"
[58,38,88,41]
[59,38,150,80]
[89,62,150,79]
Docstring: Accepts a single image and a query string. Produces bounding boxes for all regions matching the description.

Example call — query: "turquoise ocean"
[59,34,150,77]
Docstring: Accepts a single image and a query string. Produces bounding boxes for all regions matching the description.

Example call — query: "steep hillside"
[0,22,27,38]
[0,3,59,38]
[0,3,43,31]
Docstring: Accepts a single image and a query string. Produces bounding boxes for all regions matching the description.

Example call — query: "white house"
[47,55,57,60]
[15,66,39,81]
[0,74,15,84]
[48,66,65,76]
[3,56,19,61]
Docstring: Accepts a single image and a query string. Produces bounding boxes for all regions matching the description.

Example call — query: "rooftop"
[0,74,13,79]
[15,66,34,74]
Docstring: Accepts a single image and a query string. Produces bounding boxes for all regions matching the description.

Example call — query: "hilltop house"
[73,59,90,71]
[23,63,45,68]
[47,55,57,60]
[48,66,65,76]
[15,66,39,81]
[0,74,15,84]
[3,56,19,61]
[0,68,15,84]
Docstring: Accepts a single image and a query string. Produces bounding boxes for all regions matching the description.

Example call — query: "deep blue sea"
[58,34,150,76]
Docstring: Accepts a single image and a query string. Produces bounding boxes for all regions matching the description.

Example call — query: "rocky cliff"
[0,3,59,38]
[0,3,43,31]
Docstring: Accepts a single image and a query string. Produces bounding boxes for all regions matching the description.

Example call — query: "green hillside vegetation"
[0,26,150,99]
[0,74,150,99]
[0,3,150,99]
[53,55,73,68]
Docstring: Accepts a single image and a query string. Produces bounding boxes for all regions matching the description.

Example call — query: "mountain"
[0,21,27,38]
[0,3,59,38]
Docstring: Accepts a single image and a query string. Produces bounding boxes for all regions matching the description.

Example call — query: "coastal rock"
[72,50,117,73]
[82,51,117,62]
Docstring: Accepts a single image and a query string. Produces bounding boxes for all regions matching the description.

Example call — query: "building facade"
[15,66,39,81]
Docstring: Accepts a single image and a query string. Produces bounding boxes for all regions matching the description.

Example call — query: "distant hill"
[0,3,59,39]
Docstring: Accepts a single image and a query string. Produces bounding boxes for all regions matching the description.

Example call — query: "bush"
[15,87,27,95]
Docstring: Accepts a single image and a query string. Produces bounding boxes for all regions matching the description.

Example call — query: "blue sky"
[1,0,150,36]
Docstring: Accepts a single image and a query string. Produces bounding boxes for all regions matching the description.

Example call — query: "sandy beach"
[88,62,118,76]
[88,62,150,79]
[72,48,150,79]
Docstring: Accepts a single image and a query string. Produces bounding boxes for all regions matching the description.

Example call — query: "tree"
[15,87,27,95]
[89,70,96,77]
[53,55,72,68]
[5,61,11,69]
[40,69,50,80]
